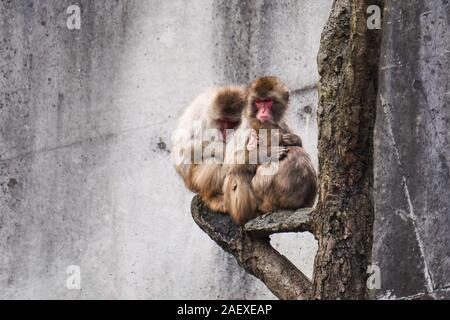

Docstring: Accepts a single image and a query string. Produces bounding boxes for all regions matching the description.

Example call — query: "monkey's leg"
[268,147,318,210]
[191,163,225,196]
[202,194,226,213]
[251,166,278,214]
[192,164,229,213]
[181,164,200,193]
[224,174,258,225]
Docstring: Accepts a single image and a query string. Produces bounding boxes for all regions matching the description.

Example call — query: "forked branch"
[191,196,313,300]
[191,0,382,300]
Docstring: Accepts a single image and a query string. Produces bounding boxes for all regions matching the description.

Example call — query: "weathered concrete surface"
[0,0,331,299]
[373,0,450,299]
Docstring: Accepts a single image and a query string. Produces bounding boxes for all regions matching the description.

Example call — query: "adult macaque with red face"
[172,87,245,212]
[224,76,317,225]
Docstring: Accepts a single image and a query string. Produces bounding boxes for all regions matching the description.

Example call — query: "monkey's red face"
[217,117,240,140]
[254,98,273,122]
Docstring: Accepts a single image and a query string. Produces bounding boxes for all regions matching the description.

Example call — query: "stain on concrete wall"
[373,0,450,300]
[0,0,332,299]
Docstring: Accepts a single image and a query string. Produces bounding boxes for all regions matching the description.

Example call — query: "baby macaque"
[224,76,318,225]
[172,87,245,212]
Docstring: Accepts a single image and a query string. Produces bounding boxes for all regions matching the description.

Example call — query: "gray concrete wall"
[373,0,450,300]
[0,0,332,299]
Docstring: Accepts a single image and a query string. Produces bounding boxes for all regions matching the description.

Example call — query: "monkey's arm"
[257,132,289,162]
[275,120,303,147]
[281,133,303,147]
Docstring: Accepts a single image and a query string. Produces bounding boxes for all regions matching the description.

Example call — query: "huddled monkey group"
[172,76,318,225]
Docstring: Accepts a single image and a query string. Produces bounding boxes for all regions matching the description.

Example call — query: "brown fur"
[253,147,317,213]
[224,76,317,224]
[213,88,246,119]
[174,87,245,213]
[223,173,258,225]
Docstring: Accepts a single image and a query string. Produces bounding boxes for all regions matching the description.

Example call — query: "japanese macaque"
[172,87,246,212]
[224,76,318,225]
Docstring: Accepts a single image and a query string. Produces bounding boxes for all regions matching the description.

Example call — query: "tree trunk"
[191,0,383,300]
[312,0,382,299]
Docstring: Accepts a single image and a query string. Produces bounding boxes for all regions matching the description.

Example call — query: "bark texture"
[312,0,382,299]
[191,196,312,300]
[244,208,314,238]
[191,0,382,300]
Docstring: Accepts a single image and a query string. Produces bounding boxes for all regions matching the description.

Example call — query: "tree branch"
[191,195,313,300]
[190,0,381,300]
[244,208,315,238]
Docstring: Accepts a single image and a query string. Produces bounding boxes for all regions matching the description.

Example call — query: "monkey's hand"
[281,133,302,147]
[247,130,259,151]
[276,146,289,160]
